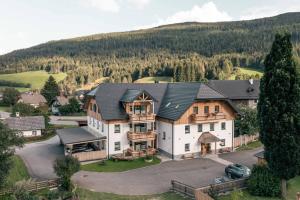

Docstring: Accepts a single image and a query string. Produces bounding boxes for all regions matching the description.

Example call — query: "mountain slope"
[0,12,300,91]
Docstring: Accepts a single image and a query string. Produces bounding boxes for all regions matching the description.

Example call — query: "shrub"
[230,188,244,200]
[208,184,218,200]
[247,165,281,197]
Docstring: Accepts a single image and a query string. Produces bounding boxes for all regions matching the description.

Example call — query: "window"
[220,139,225,146]
[89,117,91,124]
[193,106,198,114]
[93,118,95,127]
[185,125,190,134]
[185,143,190,152]
[93,104,97,112]
[97,121,99,129]
[221,122,226,130]
[162,132,166,140]
[204,106,209,114]
[198,124,203,132]
[254,99,258,103]
[114,124,120,133]
[101,122,104,132]
[129,105,133,112]
[215,105,220,113]
[114,142,121,151]
[210,123,215,131]
[32,130,37,136]
[90,103,92,111]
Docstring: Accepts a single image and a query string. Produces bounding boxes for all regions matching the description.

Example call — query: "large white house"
[57,82,240,161]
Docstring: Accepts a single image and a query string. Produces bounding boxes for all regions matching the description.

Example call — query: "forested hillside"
[1,12,300,92]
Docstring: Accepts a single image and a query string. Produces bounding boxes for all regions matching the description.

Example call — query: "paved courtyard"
[16,136,262,195]
[16,136,64,180]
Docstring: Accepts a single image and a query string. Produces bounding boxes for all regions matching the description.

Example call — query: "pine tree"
[258,33,300,199]
[41,75,59,105]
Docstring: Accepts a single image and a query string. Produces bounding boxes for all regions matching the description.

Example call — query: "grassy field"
[78,77,109,90]
[0,71,67,90]
[134,76,173,83]
[6,155,30,187]
[76,188,185,200]
[220,176,300,200]
[236,140,263,151]
[81,157,161,172]
[0,86,30,92]
[0,106,11,112]
[230,67,263,80]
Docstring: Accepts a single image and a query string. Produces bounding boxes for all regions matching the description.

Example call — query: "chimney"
[16,112,20,117]
[249,78,254,85]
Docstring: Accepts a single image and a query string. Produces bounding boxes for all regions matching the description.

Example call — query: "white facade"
[21,130,42,137]
[88,115,234,159]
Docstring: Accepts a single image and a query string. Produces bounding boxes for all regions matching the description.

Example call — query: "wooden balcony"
[192,112,226,123]
[72,150,106,162]
[129,113,156,122]
[127,131,156,141]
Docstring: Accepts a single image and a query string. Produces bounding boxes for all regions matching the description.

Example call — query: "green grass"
[134,76,173,83]
[76,188,185,200]
[236,140,263,151]
[0,71,67,90]
[5,155,30,187]
[230,67,263,80]
[219,176,300,200]
[0,86,30,92]
[81,157,161,172]
[0,106,11,112]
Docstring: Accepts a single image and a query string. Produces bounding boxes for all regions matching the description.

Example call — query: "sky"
[0,0,300,55]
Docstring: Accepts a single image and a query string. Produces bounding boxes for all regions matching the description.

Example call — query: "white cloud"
[80,0,120,13]
[136,2,232,29]
[127,0,150,10]
[240,3,300,20]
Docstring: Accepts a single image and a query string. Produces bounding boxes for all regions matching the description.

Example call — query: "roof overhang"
[199,132,221,143]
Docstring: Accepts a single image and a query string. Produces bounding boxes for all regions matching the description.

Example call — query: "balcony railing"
[129,113,156,122]
[192,112,226,123]
[127,131,156,141]
[127,148,156,158]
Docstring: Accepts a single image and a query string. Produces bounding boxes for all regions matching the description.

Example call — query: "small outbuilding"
[254,151,266,165]
[57,126,107,162]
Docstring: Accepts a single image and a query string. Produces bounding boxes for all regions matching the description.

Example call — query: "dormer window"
[215,105,220,113]
[204,106,209,114]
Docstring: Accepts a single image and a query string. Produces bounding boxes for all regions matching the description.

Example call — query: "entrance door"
[201,143,211,155]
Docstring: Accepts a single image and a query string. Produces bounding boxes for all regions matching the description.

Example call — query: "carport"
[57,126,107,162]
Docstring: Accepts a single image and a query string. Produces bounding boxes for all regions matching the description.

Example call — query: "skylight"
[165,102,171,107]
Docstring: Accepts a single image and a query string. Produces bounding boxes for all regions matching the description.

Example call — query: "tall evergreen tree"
[41,75,59,105]
[258,33,300,199]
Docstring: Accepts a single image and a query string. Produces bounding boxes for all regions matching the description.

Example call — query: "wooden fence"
[0,179,59,196]
[234,133,259,148]
[171,178,248,199]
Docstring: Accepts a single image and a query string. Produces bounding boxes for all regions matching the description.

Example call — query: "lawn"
[0,86,30,92]
[5,155,30,187]
[0,106,11,112]
[134,76,173,83]
[76,188,185,200]
[219,176,300,200]
[236,140,263,151]
[230,67,263,80]
[0,71,67,90]
[81,156,161,172]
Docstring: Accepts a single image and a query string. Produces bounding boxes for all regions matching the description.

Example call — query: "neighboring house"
[4,115,45,137]
[254,151,266,165]
[57,83,238,161]
[51,96,70,115]
[208,79,260,108]
[74,90,89,101]
[18,93,47,108]
[0,111,11,120]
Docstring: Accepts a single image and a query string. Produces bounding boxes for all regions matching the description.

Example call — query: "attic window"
[165,102,171,108]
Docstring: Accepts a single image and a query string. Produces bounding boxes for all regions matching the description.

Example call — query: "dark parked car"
[225,164,251,179]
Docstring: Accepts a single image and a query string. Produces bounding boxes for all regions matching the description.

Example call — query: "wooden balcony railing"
[127,148,156,158]
[127,131,156,141]
[129,113,156,122]
[192,112,226,123]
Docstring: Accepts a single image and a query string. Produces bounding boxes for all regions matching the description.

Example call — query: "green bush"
[247,165,281,197]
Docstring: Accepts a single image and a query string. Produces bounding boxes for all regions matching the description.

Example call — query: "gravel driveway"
[16,136,64,180]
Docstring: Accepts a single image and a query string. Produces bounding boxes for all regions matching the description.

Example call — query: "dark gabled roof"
[120,89,157,102]
[4,116,45,131]
[88,82,238,121]
[20,93,47,105]
[196,84,226,100]
[88,83,168,120]
[158,83,200,120]
[57,126,106,145]
[208,80,260,100]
